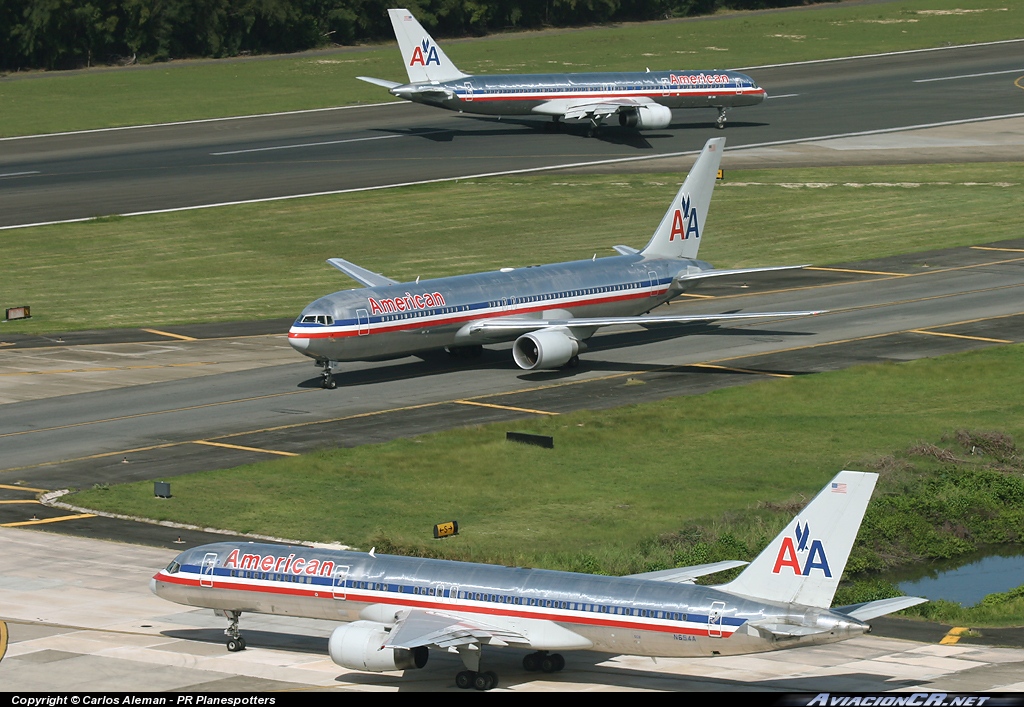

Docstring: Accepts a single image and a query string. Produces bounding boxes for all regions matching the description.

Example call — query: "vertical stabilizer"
[388,9,468,84]
[640,137,724,260]
[717,471,878,609]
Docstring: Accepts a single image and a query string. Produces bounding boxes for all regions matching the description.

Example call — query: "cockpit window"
[300,315,334,325]
[165,561,181,574]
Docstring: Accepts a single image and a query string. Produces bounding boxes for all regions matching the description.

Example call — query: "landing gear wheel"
[455,670,476,689]
[716,106,728,130]
[473,671,498,691]
[226,637,245,652]
[523,652,542,672]
[323,376,337,389]
[565,355,580,369]
[541,653,565,673]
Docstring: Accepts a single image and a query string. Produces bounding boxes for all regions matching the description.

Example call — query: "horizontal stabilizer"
[675,264,810,283]
[627,560,748,584]
[356,76,402,90]
[327,258,399,288]
[834,596,928,622]
[613,245,640,255]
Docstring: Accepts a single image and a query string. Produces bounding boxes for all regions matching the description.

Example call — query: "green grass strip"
[1,163,1020,334]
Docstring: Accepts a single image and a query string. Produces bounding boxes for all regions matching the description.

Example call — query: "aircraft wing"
[385,609,528,650]
[356,76,403,90]
[326,258,399,288]
[532,96,656,122]
[463,310,824,337]
[627,560,748,584]
[675,264,810,284]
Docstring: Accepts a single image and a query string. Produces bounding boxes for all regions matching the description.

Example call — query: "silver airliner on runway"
[151,470,925,691]
[359,9,766,133]
[289,138,820,388]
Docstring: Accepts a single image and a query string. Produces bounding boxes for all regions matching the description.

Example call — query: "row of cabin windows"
[216,568,696,621]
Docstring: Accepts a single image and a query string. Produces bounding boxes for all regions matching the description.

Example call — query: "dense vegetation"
[1,0,826,71]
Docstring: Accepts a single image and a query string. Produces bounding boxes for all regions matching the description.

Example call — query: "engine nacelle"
[618,104,672,130]
[328,621,428,673]
[512,328,580,370]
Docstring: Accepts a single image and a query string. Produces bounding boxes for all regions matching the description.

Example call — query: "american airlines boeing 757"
[289,138,820,388]
[151,470,926,690]
[359,9,766,133]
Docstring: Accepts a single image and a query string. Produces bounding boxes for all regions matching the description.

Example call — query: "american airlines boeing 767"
[360,9,766,133]
[289,138,820,388]
[152,470,925,690]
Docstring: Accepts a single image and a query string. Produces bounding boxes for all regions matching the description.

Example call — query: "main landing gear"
[523,651,565,674]
[716,106,728,130]
[223,610,246,652]
[453,645,502,691]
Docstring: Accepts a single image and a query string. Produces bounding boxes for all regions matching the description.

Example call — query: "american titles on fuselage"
[368,290,446,315]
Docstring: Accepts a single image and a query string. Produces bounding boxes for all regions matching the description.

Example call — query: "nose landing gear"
[716,106,728,130]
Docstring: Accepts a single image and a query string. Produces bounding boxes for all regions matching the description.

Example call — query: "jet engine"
[512,328,580,370]
[328,621,429,672]
[618,104,672,130]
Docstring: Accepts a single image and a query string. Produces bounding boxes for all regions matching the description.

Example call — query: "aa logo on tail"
[410,39,440,66]
[772,521,832,577]
[669,194,700,241]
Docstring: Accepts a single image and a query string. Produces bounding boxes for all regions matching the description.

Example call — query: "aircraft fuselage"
[288,253,708,363]
[391,70,766,117]
[152,542,867,659]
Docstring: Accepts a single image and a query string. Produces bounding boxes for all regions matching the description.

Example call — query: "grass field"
[1,162,1020,334]
[0,0,1019,136]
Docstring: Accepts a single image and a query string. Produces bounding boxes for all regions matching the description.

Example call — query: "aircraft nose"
[149,577,158,595]
[288,332,310,352]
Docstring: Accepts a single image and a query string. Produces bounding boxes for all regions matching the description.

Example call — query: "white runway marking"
[3,111,1024,232]
[765,94,799,99]
[211,134,404,155]
[914,68,1024,83]
[0,171,40,178]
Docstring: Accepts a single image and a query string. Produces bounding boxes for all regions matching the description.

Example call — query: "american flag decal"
[831,482,847,494]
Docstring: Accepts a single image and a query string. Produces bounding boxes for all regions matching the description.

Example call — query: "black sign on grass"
[506,432,554,449]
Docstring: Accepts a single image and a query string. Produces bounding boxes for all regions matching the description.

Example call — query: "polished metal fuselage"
[392,70,766,116]
[288,254,707,363]
[153,542,867,658]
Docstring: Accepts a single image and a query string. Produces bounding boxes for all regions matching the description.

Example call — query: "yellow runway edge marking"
[0,513,96,527]
[0,500,40,504]
[910,330,1013,344]
[940,627,972,645]
[193,440,299,457]
[455,400,559,416]
[971,246,1024,253]
[806,266,908,277]
[0,484,48,493]
[141,328,198,342]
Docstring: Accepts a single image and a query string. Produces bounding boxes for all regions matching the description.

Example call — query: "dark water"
[891,547,1024,606]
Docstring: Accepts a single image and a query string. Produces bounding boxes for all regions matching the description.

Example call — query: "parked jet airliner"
[151,470,925,690]
[289,138,819,388]
[358,9,766,134]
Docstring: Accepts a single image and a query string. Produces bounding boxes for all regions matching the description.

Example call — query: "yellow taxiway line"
[0,513,96,528]
[910,330,1013,344]
[0,484,48,493]
[455,400,559,416]
[971,246,1024,253]
[0,500,40,504]
[192,440,299,457]
[140,328,197,341]
[688,363,793,378]
[939,627,972,645]
[0,620,8,663]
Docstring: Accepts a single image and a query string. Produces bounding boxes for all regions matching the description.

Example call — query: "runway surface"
[2,527,1023,692]
[2,41,1023,228]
